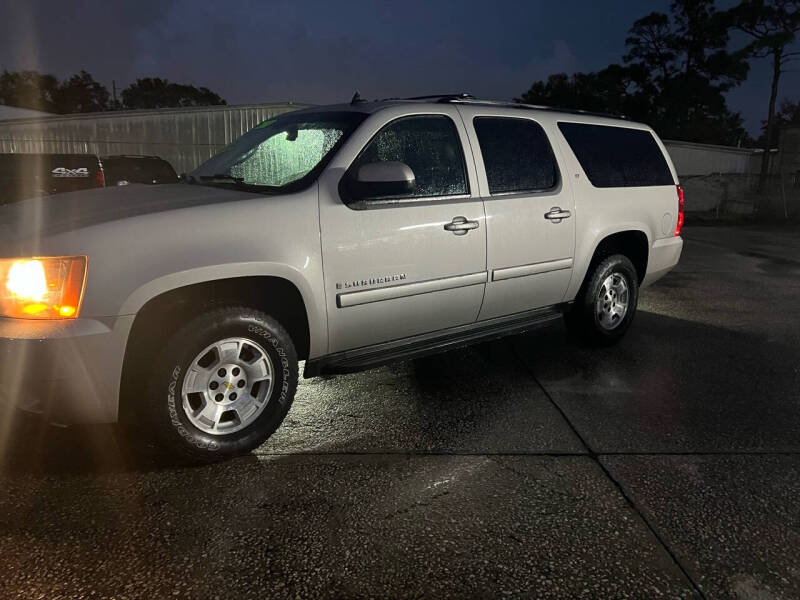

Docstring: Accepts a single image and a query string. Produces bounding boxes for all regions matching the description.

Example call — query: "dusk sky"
[1,0,798,136]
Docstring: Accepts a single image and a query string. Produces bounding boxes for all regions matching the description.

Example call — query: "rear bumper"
[0,315,133,424]
[642,236,683,288]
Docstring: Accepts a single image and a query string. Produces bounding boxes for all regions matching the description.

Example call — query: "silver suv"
[0,95,684,461]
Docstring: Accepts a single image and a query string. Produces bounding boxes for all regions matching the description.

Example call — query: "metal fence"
[0,103,309,175]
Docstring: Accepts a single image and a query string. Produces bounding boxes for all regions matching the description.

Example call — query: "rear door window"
[557,122,674,187]
[473,117,559,194]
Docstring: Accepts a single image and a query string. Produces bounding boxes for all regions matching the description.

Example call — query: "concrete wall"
[661,139,800,217]
[0,103,308,175]
[663,140,757,176]
[678,174,757,214]
[677,172,800,217]
[659,140,764,215]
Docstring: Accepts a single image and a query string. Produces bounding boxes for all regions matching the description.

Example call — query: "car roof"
[103,155,167,161]
[287,94,640,127]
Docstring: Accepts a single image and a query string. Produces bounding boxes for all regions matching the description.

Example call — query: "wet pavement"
[0,225,798,599]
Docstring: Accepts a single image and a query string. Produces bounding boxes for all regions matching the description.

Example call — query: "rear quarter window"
[557,122,673,188]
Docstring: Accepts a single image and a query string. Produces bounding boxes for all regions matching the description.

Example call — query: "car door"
[456,107,576,321]
[318,106,487,353]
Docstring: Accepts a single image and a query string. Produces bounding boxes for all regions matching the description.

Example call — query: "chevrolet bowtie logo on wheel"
[51,167,90,178]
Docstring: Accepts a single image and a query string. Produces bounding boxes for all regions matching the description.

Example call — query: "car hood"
[0,183,261,245]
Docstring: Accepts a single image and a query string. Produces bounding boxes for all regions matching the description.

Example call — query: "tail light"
[96,167,105,188]
[675,185,684,236]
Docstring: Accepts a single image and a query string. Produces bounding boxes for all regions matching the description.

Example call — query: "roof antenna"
[350,91,363,105]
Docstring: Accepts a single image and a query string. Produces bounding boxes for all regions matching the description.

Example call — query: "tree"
[728,0,800,191]
[624,12,677,84]
[755,99,800,144]
[624,0,750,144]
[121,77,226,109]
[0,70,59,112]
[515,1,751,145]
[0,69,110,114]
[0,70,226,115]
[52,70,110,113]
[774,99,800,127]
[515,64,650,119]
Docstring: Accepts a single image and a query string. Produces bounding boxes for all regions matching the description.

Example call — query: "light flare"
[6,260,48,302]
[0,256,87,319]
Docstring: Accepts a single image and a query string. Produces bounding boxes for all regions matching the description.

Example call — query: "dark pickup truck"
[0,153,177,205]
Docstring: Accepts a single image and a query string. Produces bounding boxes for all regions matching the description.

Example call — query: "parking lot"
[0,224,797,599]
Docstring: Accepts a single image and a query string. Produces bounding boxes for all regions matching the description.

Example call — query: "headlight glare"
[0,256,87,319]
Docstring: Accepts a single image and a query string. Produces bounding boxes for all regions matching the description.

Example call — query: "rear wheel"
[142,307,298,462]
[565,254,639,346]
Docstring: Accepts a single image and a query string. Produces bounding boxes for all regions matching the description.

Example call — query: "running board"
[304,305,565,377]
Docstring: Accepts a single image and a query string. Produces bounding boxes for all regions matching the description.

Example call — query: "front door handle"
[444,216,479,236]
[544,207,571,223]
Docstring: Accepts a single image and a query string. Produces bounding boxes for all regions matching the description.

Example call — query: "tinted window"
[558,122,673,188]
[473,117,558,194]
[103,157,178,185]
[352,115,468,199]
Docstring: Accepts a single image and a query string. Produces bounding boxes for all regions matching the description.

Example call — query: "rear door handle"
[444,216,479,236]
[544,207,571,223]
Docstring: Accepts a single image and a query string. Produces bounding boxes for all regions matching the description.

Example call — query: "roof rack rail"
[405,93,475,103]
[389,94,627,119]
[441,97,627,120]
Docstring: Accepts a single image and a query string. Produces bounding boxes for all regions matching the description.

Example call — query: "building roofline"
[0,95,638,126]
[0,102,314,125]
[663,139,761,154]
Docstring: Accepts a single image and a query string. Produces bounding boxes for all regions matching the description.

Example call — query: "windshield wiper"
[199,174,245,183]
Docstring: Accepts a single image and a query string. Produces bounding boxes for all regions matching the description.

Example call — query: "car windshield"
[189,111,366,192]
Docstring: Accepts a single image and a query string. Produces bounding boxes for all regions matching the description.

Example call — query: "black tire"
[142,307,298,463]
[565,254,639,347]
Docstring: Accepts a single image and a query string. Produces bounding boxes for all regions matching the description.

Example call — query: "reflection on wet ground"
[0,225,798,599]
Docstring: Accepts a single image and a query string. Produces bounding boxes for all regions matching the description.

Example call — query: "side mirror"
[345,161,416,201]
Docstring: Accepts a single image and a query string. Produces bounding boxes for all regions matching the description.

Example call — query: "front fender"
[35,185,329,358]
[118,262,326,358]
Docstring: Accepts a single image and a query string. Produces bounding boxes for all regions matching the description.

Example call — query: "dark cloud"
[0,0,796,135]
[0,1,173,78]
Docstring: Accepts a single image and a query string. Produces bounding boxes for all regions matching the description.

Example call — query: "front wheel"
[143,307,298,462]
[565,254,639,346]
